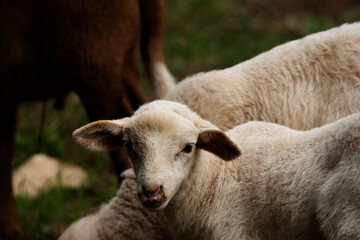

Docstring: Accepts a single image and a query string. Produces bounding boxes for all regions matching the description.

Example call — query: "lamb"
[73,100,360,240]
[62,23,360,239]
[59,168,173,240]
[166,22,360,131]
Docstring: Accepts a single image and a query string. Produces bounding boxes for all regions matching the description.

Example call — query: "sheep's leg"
[106,47,149,180]
[0,101,21,240]
[76,75,136,182]
[122,46,148,109]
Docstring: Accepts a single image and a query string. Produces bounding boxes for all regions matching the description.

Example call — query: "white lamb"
[73,100,360,240]
[166,22,360,131]
[61,23,360,239]
[59,168,173,240]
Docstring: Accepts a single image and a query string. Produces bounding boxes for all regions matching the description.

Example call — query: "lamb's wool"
[166,22,360,131]
[59,169,173,240]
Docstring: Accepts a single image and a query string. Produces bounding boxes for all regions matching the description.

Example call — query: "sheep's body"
[168,116,360,239]
[73,100,360,240]
[166,22,360,131]
[59,169,173,240]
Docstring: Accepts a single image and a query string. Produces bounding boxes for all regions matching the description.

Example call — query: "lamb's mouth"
[141,197,167,210]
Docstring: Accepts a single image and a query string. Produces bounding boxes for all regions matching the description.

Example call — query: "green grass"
[14,1,359,239]
[16,94,118,239]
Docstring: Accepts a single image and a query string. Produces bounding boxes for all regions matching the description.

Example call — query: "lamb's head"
[73,100,241,210]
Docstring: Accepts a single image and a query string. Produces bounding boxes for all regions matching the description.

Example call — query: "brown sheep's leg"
[0,102,21,240]
[123,46,148,110]
[77,85,135,182]
[110,48,148,180]
[109,148,132,183]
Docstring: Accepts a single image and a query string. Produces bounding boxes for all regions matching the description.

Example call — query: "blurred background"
[14,0,359,238]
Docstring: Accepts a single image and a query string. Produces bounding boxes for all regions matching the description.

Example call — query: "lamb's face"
[73,100,241,211]
[123,110,199,210]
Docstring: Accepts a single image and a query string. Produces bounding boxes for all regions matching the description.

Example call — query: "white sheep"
[61,23,360,239]
[73,100,360,240]
[166,22,360,131]
[59,168,173,240]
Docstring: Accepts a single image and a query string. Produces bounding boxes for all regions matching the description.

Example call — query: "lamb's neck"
[165,151,223,239]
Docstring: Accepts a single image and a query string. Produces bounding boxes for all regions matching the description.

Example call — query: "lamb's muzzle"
[138,185,167,209]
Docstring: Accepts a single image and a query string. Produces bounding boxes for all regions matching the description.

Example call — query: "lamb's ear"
[196,129,241,161]
[73,118,129,151]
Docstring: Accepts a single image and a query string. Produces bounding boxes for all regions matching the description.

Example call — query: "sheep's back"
[166,23,360,131]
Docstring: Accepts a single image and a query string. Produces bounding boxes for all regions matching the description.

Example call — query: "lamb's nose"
[138,185,166,209]
[142,185,164,201]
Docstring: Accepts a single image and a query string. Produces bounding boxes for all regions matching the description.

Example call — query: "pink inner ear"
[73,120,125,151]
[96,131,124,150]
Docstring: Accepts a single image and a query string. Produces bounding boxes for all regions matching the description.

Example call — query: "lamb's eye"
[182,144,193,153]
[123,141,133,152]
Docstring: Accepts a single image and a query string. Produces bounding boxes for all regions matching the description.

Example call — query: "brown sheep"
[0,0,175,239]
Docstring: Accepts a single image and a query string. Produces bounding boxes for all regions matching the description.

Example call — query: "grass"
[16,94,118,239]
[14,1,359,239]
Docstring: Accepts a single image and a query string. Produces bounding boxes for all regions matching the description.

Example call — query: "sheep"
[59,168,173,240]
[63,23,360,239]
[73,100,360,240]
[0,0,174,238]
[165,22,360,131]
